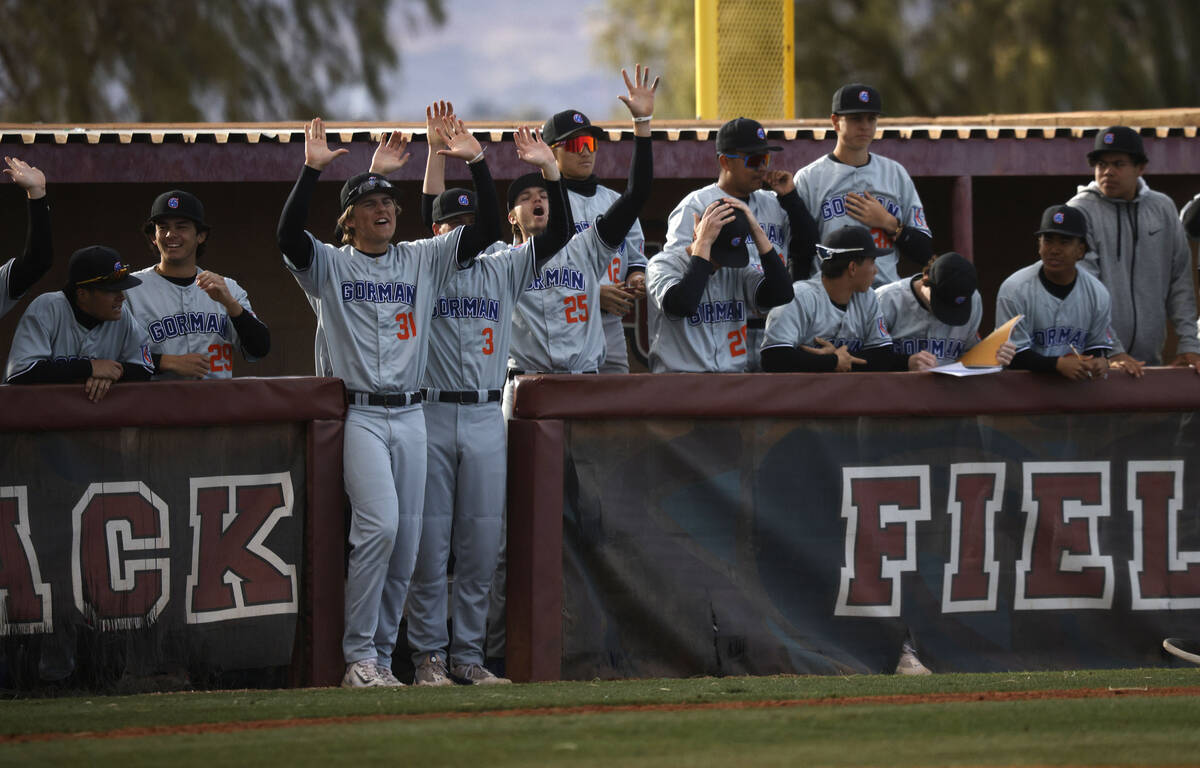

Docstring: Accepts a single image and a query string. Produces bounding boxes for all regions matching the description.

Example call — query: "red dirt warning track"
[4,685,1199,744]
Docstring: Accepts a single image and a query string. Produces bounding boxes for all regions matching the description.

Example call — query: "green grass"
[2,669,1199,766]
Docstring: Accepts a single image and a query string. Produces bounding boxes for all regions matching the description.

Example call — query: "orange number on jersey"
[481,327,494,355]
[563,294,590,324]
[207,343,233,372]
[607,256,621,283]
[727,325,747,357]
[395,311,416,340]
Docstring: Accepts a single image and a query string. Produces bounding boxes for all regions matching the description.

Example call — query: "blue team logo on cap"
[955,295,967,305]
[113,261,123,270]
[458,194,470,206]
[168,196,180,209]
[731,236,743,247]
[1103,132,1115,145]
[572,113,584,124]
[859,90,870,102]
[756,127,766,139]
[1053,212,1065,224]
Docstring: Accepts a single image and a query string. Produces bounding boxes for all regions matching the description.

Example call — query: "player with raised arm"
[6,246,153,402]
[370,104,570,686]
[760,227,925,373]
[127,190,270,379]
[276,115,502,688]
[997,205,1120,381]
[793,84,932,286]
[1,157,53,318]
[655,116,816,371]
[541,66,657,373]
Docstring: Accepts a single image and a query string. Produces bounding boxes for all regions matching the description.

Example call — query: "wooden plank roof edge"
[1,108,1196,134]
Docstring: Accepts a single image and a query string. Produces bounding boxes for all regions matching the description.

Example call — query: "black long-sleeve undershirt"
[1010,346,1108,374]
[778,189,819,281]
[761,342,901,373]
[8,196,52,299]
[755,248,794,310]
[661,246,793,319]
[591,135,653,249]
[278,160,501,270]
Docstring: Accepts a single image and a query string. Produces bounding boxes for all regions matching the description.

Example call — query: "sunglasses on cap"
[721,152,771,169]
[349,176,395,199]
[816,244,864,262]
[76,265,131,286]
[554,135,596,154]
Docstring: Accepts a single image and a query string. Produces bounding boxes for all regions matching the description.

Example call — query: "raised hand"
[513,126,555,172]
[764,170,795,197]
[196,270,238,310]
[435,117,483,162]
[369,131,411,175]
[304,118,349,171]
[692,200,736,261]
[426,100,454,150]
[3,157,46,199]
[618,64,659,119]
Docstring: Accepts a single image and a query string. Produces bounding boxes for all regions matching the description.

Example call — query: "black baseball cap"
[832,83,882,115]
[816,226,893,262]
[433,188,476,223]
[542,109,605,146]
[715,117,782,155]
[69,246,143,291]
[1087,126,1148,166]
[709,207,752,268]
[507,172,548,211]
[1036,204,1088,240]
[340,172,402,210]
[149,190,209,230]
[926,252,977,326]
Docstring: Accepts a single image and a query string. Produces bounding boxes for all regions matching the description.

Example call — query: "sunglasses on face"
[76,266,130,286]
[722,152,770,169]
[555,135,596,153]
[816,244,864,262]
[350,177,395,199]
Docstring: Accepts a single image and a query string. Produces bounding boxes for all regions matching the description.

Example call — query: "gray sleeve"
[762,292,804,349]
[996,281,1031,353]
[5,298,56,380]
[1166,220,1200,356]
[1086,280,1114,353]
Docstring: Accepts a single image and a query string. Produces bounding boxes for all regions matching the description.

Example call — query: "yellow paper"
[959,315,1022,367]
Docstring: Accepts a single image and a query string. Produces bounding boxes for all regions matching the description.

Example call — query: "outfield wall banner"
[560,411,1200,678]
[0,424,306,679]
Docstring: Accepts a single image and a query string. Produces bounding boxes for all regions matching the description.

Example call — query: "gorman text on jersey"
[525,267,586,292]
[432,296,501,322]
[340,280,417,305]
[688,300,745,326]
[149,312,231,343]
[1032,326,1086,349]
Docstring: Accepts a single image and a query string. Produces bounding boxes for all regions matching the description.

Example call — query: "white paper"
[930,362,1004,377]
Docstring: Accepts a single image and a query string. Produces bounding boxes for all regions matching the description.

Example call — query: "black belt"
[346,390,423,407]
[506,368,599,381]
[420,388,502,404]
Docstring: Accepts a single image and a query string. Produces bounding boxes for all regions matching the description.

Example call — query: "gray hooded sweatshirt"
[1068,177,1200,364]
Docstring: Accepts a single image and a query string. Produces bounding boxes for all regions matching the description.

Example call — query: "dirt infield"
[4,685,1199,744]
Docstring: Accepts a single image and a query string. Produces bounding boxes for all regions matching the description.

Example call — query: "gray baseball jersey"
[125,266,259,380]
[646,247,766,373]
[996,263,1114,357]
[763,276,893,353]
[285,229,464,393]
[875,276,981,363]
[658,182,793,372]
[567,187,646,372]
[6,292,153,381]
[0,259,20,319]
[793,153,930,286]
[423,242,537,391]
[508,225,610,373]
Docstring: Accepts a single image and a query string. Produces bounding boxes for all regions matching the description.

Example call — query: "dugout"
[1,108,1198,375]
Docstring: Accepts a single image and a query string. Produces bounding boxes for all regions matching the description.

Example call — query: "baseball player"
[793,84,932,287]
[876,252,1014,366]
[996,205,1117,381]
[542,66,657,373]
[761,226,932,372]
[6,245,153,402]
[1067,126,1197,372]
[655,116,817,372]
[505,66,659,396]
[370,103,570,686]
[1,157,53,318]
[276,116,502,688]
[126,190,270,379]
[647,195,795,372]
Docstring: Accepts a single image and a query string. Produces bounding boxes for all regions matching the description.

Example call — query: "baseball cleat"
[452,662,512,685]
[341,659,388,688]
[414,655,453,687]
[895,646,933,676]
[375,666,406,687]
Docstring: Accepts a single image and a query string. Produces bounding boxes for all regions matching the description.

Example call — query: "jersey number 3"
[563,294,589,324]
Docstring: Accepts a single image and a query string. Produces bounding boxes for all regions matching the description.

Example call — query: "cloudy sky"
[332,0,627,122]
